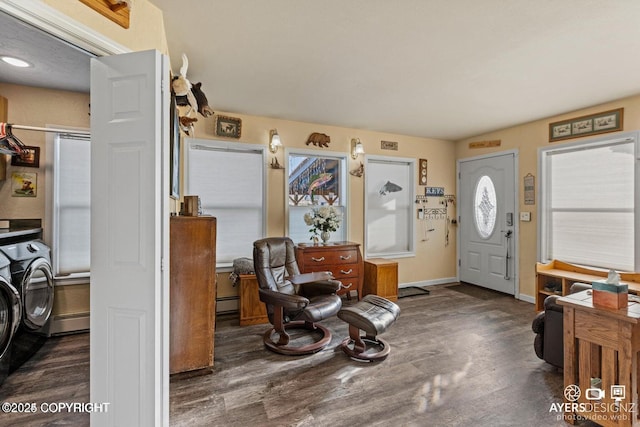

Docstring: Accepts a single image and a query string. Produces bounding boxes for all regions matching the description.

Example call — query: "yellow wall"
[0,83,90,224]
[43,0,168,54]
[185,112,458,298]
[456,94,640,300]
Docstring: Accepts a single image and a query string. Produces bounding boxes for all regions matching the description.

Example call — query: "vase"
[320,231,330,243]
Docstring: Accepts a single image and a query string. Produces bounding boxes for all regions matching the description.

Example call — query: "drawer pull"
[340,269,353,275]
[339,254,352,260]
[341,283,353,289]
[311,256,326,262]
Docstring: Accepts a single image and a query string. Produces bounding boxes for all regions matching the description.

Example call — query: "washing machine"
[0,240,54,373]
[0,251,21,385]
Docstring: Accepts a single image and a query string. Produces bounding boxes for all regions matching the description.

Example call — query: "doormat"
[445,283,508,300]
[398,286,431,298]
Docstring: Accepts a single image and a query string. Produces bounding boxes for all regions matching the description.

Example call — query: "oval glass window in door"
[474,175,497,238]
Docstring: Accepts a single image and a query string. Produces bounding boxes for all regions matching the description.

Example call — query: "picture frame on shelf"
[215,115,242,139]
[10,146,40,168]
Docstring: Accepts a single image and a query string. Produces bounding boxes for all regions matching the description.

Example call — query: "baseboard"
[518,293,535,304]
[399,277,458,289]
[49,313,90,335]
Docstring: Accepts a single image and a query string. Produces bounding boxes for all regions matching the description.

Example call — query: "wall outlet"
[520,212,531,222]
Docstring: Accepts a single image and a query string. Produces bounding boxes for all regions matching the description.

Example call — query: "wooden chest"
[363,259,398,301]
[295,241,363,299]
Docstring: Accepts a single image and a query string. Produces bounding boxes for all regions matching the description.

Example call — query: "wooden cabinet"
[239,274,268,326]
[170,216,216,374]
[535,259,640,311]
[363,259,398,301]
[295,241,363,299]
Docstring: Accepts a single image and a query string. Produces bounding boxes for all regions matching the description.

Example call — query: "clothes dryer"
[0,251,21,385]
[0,240,54,373]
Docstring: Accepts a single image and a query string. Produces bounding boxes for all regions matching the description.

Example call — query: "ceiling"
[3,1,640,141]
[0,11,92,93]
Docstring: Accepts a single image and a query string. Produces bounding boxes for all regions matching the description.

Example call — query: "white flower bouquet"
[303,206,342,240]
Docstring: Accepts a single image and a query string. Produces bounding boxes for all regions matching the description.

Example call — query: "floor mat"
[398,286,431,298]
[446,283,509,300]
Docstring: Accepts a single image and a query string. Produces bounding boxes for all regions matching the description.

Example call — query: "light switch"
[520,212,531,222]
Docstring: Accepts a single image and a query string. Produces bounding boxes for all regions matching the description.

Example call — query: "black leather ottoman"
[337,294,400,361]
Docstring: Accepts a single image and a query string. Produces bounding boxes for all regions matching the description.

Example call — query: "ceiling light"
[1,56,32,68]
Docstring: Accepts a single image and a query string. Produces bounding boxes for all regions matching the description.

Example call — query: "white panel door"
[459,153,516,295]
[90,50,169,427]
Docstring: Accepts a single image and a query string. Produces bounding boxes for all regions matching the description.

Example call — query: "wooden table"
[558,290,640,426]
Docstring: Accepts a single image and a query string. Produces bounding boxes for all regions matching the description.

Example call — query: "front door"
[458,153,516,295]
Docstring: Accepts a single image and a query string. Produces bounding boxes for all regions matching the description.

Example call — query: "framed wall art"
[215,115,242,139]
[549,108,623,142]
[10,146,40,168]
[11,172,37,197]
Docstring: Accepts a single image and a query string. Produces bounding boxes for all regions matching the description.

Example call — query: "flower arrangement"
[303,206,342,241]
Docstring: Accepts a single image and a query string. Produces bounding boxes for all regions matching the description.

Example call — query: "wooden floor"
[0,283,592,426]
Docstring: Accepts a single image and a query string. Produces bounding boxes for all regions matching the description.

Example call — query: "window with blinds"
[52,134,91,276]
[540,133,638,271]
[184,139,266,266]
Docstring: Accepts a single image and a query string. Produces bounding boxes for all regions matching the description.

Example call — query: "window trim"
[538,130,640,270]
[364,154,416,259]
[284,147,349,243]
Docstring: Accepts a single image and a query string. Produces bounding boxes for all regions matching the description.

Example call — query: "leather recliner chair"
[253,237,343,355]
[532,282,591,368]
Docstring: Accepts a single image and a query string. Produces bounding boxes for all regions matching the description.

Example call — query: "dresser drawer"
[303,263,360,280]
[300,248,358,265]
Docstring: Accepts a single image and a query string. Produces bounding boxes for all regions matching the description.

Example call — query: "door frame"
[0,2,170,426]
[456,149,520,299]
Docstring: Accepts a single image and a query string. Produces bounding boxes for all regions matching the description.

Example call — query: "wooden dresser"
[295,241,363,299]
[169,215,217,374]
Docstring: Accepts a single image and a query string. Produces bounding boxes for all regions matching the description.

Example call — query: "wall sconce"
[351,138,365,159]
[269,129,282,153]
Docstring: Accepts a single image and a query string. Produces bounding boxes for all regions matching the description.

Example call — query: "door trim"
[456,149,520,299]
[0,0,130,56]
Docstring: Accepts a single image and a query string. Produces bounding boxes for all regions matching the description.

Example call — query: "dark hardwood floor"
[0,283,588,426]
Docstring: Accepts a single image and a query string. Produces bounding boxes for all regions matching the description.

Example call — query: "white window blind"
[540,136,637,271]
[185,140,265,266]
[53,134,91,276]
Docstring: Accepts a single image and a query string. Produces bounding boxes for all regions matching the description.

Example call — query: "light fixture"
[269,129,282,153]
[1,56,32,68]
[351,138,365,159]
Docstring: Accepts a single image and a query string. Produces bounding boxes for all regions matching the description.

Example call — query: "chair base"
[263,321,332,355]
[340,335,391,362]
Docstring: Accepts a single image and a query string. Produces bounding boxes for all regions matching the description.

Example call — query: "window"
[474,175,497,239]
[540,133,638,271]
[286,150,348,244]
[365,156,416,258]
[50,133,91,277]
[185,139,266,267]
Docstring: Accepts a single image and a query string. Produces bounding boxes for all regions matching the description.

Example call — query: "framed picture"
[215,115,242,139]
[10,146,40,168]
[170,95,180,199]
[11,172,37,197]
[549,108,623,142]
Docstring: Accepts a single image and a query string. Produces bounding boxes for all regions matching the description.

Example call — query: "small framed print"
[11,172,37,197]
[418,159,428,185]
[10,146,40,168]
[215,115,242,139]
